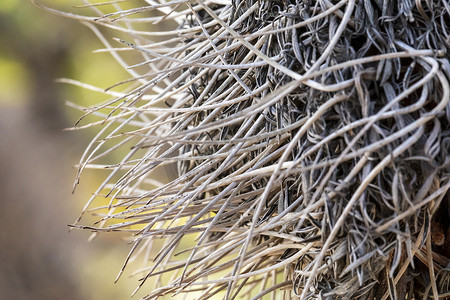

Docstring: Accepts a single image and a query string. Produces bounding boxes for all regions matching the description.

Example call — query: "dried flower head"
[36,0,450,298]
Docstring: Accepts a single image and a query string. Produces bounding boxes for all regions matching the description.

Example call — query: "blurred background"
[0,0,147,299]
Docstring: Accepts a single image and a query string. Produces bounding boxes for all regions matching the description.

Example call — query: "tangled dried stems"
[35,0,450,298]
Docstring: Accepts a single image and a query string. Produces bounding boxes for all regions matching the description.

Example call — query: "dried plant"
[35,0,449,299]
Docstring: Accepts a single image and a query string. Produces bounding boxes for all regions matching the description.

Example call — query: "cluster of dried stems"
[36,0,450,298]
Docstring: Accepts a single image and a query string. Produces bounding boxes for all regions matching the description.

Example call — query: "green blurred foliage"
[0,0,128,111]
[0,56,31,105]
[0,1,142,299]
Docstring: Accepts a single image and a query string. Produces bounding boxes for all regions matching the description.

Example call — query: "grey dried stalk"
[35,0,450,299]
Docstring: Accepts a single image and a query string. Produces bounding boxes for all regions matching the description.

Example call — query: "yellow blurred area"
[0,57,30,105]
[0,0,18,12]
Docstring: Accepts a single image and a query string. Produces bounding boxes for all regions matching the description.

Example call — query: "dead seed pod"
[37,0,450,298]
